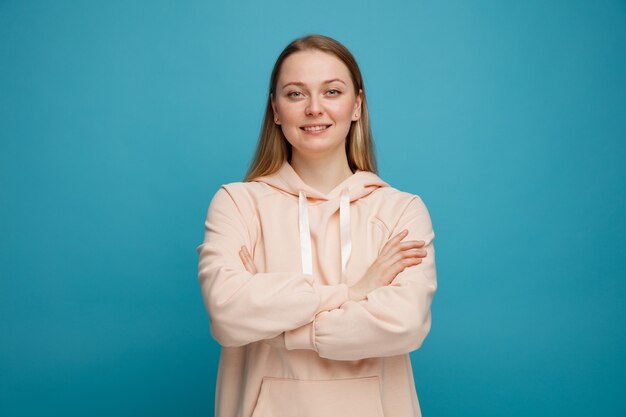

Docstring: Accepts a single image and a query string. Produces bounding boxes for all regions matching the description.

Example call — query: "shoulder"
[210,180,263,199]
[205,181,261,225]
[370,186,433,234]
[372,185,430,215]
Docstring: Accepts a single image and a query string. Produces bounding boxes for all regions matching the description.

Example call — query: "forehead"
[278,50,351,86]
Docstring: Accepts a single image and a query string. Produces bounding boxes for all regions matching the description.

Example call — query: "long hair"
[243,34,378,182]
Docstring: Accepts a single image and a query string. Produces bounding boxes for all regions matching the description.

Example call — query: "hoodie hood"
[253,160,390,277]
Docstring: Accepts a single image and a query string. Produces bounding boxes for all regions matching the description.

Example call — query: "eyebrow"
[281,78,347,90]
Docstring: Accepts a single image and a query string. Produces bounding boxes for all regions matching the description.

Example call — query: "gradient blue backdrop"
[1,1,624,416]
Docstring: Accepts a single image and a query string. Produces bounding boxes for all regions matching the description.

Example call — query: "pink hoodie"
[196,160,437,417]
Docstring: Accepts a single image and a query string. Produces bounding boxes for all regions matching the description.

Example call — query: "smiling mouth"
[300,125,331,132]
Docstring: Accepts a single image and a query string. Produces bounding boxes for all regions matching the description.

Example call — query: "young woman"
[197,34,437,417]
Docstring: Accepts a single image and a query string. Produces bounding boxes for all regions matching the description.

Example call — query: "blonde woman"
[197,34,437,417]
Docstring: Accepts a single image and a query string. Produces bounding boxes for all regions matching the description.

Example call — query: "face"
[271,50,363,160]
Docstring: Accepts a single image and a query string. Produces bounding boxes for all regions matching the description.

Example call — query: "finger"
[241,246,253,260]
[386,249,424,267]
[244,247,258,274]
[394,240,425,252]
[239,250,249,272]
[403,248,428,258]
[399,249,426,262]
[403,257,423,266]
[381,242,426,264]
[401,240,425,248]
[391,258,423,282]
[380,229,408,257]
[244,257,256,274]
[239,246,255,273]
[382,259,415,284]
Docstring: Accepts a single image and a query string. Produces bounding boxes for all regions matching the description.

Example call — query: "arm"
[196,185,350,347]
[283,195,437,361]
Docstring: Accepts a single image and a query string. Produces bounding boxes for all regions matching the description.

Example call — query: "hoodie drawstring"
[298,188,351,279]
[339,187,352,276]
[298,190,313,275]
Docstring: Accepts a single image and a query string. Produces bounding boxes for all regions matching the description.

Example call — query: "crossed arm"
[197,186,437,361]
[238,228,428,350]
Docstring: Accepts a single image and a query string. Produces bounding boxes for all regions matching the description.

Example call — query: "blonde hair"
[243,34,378,182]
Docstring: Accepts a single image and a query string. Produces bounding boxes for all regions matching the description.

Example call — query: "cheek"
[277,105,303,126]
[329,100,356,121]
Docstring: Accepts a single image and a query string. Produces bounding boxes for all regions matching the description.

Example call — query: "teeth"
[303,125,329,131]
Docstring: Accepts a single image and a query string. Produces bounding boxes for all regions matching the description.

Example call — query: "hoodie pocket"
[251,376,385,417]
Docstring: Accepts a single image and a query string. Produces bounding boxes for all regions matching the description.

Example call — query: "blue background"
[1,1,624,416]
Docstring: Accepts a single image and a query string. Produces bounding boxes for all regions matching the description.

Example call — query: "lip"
[300,124,332,135]
[300,123,332,128]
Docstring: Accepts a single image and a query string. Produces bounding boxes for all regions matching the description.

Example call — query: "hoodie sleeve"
[283,194,437,361]
[196,185,350,347]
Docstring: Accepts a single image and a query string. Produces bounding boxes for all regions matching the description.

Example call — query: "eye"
[287,91,302,98]
[327,89,341,96]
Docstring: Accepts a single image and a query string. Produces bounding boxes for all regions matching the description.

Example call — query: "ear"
[270,93,280,124]
[352,89,363,121]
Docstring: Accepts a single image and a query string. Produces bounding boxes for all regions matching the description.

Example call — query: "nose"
[305,95,323,116]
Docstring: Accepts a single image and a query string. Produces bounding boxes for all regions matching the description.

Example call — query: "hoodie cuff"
[284,322,316,351]
[314,283,350,313]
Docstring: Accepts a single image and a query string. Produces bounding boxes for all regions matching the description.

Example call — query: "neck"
[290,152,354,195]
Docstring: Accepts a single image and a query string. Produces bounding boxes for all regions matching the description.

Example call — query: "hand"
[239,245,285,349]
[348,229,427,301]
[239,245,257,274]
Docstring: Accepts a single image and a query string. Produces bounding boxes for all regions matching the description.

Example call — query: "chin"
[294,140,346,156]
